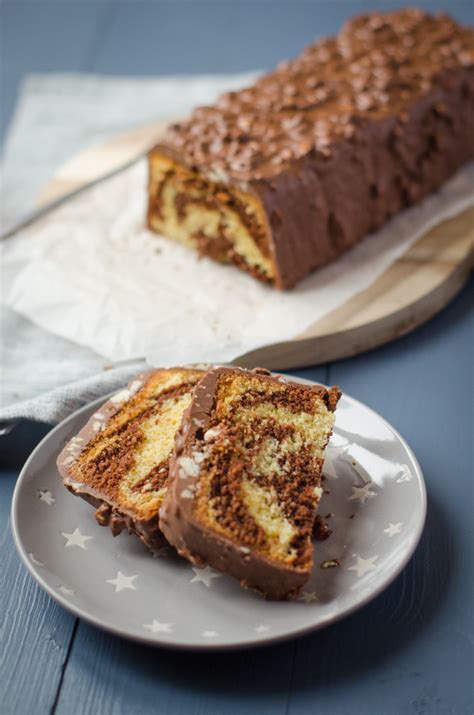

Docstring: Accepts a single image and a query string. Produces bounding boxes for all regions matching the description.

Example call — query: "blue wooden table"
[1,2,473,713]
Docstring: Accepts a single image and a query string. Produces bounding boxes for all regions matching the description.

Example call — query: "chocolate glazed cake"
[57,367,204,553]
[160,368,341,599]
[147,10,474,288]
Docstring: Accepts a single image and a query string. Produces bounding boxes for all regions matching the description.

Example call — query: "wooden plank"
[91,0,473,78]
[1,3,115,713]
[0,0,113,145]
[283,280,473,715]
[0,470,77,715]
[91,0,349,76]
[55,623,296,715]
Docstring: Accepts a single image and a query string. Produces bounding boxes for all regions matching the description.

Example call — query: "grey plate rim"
[11,377,427,651]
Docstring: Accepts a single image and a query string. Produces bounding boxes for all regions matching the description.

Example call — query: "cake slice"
[57,367,204,553]
[160,367,341,598]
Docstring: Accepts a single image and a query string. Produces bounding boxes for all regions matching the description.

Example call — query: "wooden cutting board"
[38,121,474,370]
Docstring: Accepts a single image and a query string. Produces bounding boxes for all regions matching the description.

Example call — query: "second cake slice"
[160,367,340,599]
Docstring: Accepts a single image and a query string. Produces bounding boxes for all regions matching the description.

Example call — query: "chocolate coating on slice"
[159,367,341,599]
[57,368,203,554]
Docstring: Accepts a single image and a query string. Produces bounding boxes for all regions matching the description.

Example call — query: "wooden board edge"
[36,120,170,207]
[235,244,473,370]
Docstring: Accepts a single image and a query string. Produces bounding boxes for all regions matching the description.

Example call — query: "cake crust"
[148,9,474,288]
[159,367,341,599]
[57,367,204,553]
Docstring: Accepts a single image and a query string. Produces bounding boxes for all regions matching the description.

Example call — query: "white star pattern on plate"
[58,585,75,597]
[29,553,44,566]
[190,566,221,587]
[61,528,92,549]
[348,554,378,578]
[384,522,403,537]
[299,591,319,603]
[202,630,218,638]
[397,464,413,482]
[38,489,55,505]
[254,625,270,633]
[348,482,377,504]
[143,620,173,634]
[106,571,138,593]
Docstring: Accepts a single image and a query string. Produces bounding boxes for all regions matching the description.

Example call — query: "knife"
[1,152,145,241]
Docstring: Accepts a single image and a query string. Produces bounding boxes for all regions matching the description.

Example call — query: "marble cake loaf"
[147,9,474,288]
[159,367,341,599]
[57,367,204,553]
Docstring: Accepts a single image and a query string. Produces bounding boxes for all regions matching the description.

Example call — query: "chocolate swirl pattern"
[57,368,205,553]
[160,367,340,599]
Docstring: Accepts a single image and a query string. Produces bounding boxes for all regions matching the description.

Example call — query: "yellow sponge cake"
[160,367,340,598]
[57,367,204,552]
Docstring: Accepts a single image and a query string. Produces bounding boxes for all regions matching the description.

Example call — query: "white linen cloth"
[0,72,258,424]
[1,74,473,425]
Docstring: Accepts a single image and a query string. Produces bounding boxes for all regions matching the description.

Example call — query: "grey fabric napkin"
[0,361,146,427]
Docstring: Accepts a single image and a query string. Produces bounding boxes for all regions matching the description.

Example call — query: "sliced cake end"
[160,367,341,599]
[57,367,204,553]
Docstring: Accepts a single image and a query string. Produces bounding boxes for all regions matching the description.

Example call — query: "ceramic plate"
[11,375,426,650]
